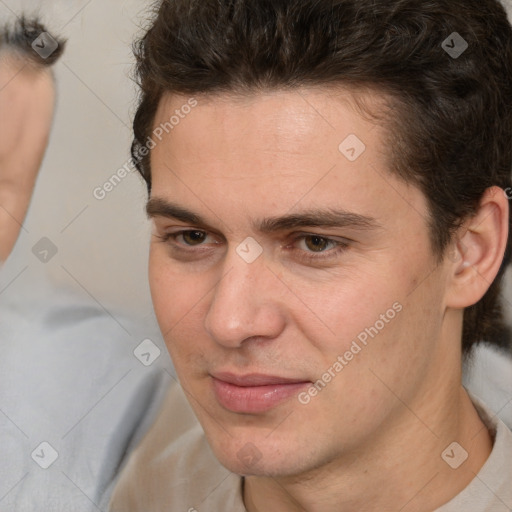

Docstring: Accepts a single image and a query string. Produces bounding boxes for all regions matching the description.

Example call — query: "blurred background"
[0,0,155,318]
[0,3,175,508]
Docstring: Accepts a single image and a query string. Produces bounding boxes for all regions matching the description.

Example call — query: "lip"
[211,372,310,413]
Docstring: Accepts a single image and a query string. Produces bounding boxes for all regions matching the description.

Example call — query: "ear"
[445,186,509,309]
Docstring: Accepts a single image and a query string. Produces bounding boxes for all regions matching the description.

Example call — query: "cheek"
[291,247,442,380]
[286,265,405,359]
[341,271,446,401]
[149,250,205,336]
[148,249,223,381]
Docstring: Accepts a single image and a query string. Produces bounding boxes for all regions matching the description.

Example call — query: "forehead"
[149,87,428,234]
[153,86,386,161]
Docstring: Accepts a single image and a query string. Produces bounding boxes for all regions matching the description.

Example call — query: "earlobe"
[445,186,509,309]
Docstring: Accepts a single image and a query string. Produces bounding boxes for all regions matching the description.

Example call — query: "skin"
[0,52,56,262]
[148,88,508,512]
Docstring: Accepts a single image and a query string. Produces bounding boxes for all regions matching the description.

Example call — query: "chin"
[204,428,310,478]
[216,451,301,478]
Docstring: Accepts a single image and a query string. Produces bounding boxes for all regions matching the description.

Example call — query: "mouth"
[210,372,311,414]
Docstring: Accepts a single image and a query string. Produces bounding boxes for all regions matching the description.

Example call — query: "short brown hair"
[131,0,512,355]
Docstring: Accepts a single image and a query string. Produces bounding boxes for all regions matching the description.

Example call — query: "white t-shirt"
[107,383,512,512]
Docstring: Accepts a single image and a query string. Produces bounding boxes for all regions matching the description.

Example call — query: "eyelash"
[156,230,349,263]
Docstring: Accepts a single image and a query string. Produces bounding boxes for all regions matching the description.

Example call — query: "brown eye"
[181,231,207,245]
[303,235,331,252]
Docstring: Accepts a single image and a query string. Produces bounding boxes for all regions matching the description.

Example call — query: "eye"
[300,235,335,252]
[157,229,215,247]
[179,230,208,246]
[288,233,349,263]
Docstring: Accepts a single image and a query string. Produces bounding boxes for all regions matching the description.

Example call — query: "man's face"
[148,88,453,477]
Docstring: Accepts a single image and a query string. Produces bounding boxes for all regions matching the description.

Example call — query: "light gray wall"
[2,0,512,325]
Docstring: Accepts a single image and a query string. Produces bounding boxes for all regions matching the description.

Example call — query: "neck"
[244,385,493,512]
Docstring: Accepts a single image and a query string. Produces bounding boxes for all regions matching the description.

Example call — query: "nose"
[203,253,286,348]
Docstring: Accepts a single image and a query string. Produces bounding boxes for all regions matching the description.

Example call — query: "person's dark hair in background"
[0,16,65,65]
[130,0,512,355]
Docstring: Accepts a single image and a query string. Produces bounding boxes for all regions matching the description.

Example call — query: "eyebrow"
[146,197,382,233]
